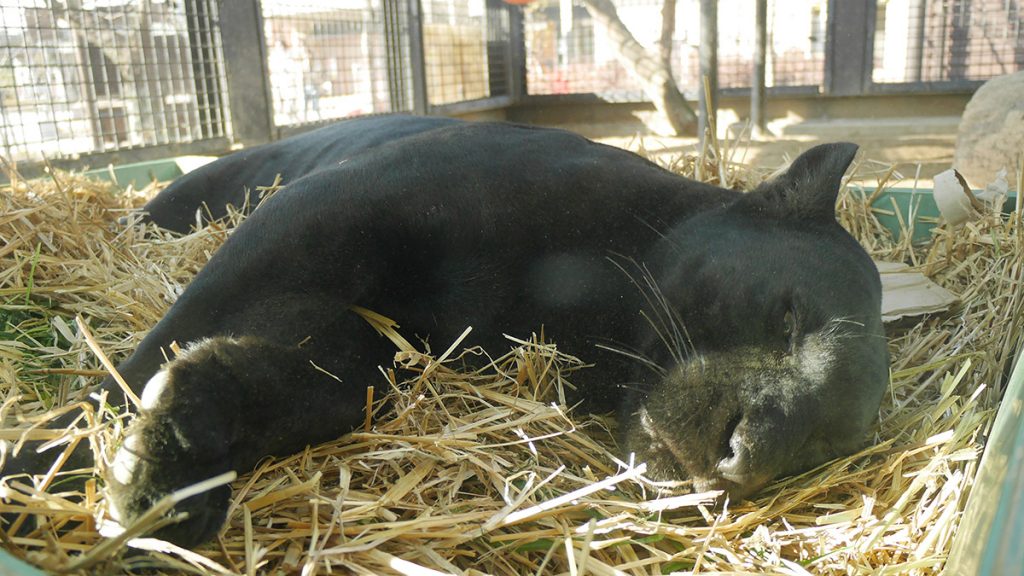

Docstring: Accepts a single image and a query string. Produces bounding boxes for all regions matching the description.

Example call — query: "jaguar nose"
[715,421,775,499]
[717,434,752,485]
[714,413,746,480]
[715,416,769,495]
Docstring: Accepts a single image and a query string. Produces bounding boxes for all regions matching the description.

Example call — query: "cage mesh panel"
[872,0,1024,84]
[420,0,504,106]
[524,0,827,98]
[0,0,229,164]
[261,0,412,128]
[717,0,827,89]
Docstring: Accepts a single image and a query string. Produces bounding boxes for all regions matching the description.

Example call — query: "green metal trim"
[947,349,1024,574]
[1,155,215,189]
[81,158,185,189]
[0,550,47,575]
[863,187,1018,244]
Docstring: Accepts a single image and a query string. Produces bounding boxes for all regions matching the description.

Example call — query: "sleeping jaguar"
[3,115,888,548]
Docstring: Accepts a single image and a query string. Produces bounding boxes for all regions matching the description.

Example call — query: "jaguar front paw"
[105,335,362,548]
[107,339,245,547]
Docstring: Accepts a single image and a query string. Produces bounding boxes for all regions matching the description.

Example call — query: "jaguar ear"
[752,142,858,221]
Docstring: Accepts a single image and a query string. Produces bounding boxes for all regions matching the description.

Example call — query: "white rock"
[954,71,1024,191]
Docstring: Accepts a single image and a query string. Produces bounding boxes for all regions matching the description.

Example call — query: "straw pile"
[0,146,1021,575]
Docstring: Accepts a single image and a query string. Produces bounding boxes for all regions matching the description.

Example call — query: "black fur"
[136,114,458,232]
[3,117,888,549]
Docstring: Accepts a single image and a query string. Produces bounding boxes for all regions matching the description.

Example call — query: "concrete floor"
[575,115,960,188]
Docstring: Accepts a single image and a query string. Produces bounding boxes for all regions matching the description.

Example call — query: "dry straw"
[0,141,1021,575]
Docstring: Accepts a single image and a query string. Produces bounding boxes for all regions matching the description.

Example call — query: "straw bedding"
[0,148,1020,575]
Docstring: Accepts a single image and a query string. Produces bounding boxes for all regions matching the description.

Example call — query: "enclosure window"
[873,0,1024,85]
[261,0,413,128]
[0,0,229,165]
[86,43,121,98]
[872,0,1024,84]
[524,0,828,100]
[420,0,498,106]
[524,0,644,100]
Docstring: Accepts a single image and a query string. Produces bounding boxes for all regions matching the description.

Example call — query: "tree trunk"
[658,0,676,70]
[581,0,695,135]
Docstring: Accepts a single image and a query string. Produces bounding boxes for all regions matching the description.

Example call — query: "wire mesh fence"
[2,0,1023,169]
[0,0,229,166]
[419,0,511,107]
[262,0,512,126]
[872,0,1024,85]
[717,0,827,89]
[524,0,828,100]
[261,0,413,128]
